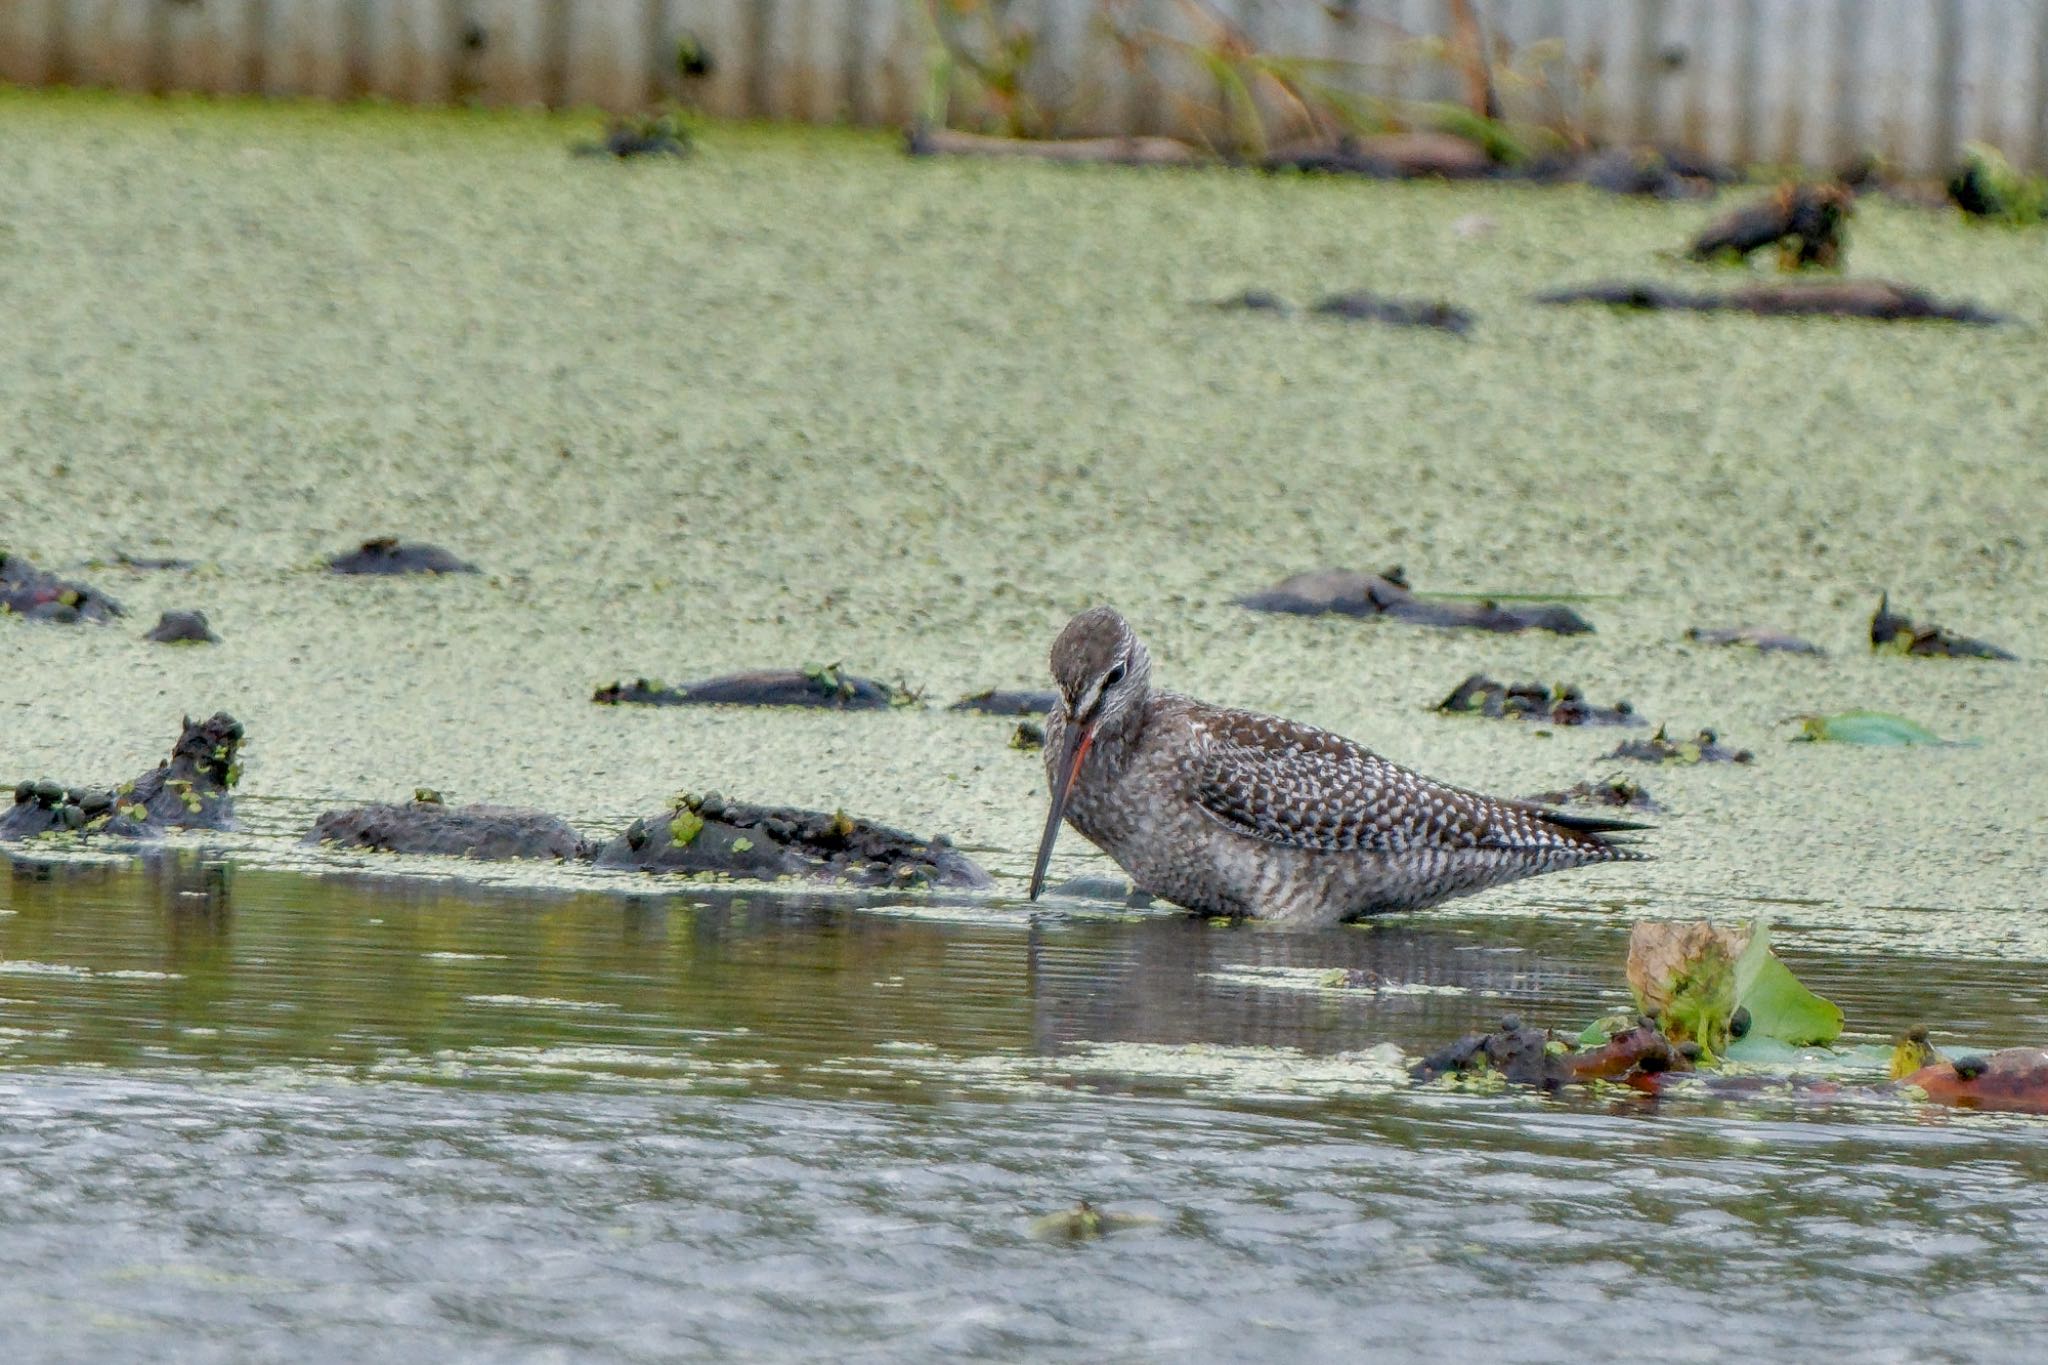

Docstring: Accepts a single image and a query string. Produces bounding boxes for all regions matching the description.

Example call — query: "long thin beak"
[1028,721,1093,901]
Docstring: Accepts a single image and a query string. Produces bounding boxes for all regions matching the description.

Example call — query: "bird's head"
[1029,607,1152,900]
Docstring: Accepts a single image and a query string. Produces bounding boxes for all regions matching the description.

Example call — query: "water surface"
[3,853,2045,1362]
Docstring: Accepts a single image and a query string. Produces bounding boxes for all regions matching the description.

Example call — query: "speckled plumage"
[1033,607,1644,924]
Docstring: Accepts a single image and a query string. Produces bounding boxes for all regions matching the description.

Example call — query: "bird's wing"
[1189,708,1597,854]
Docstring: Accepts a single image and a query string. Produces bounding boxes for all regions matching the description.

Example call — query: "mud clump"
[1,713,243,841]
[1870,593,2016,660]
[1604,726,1752,765]
[327,538,479,575]
[1438,674,1640,726]
[307,797,587,861]
[905,125,1199,167]
[0,551,124,623]
[593,792,991,889]
[1209,289,1291,314]
[1009,720,1046,751]
[1525,777,1660,814]
[145,610,220,644]
[1270,137,1735,198]
[1267,131,1497,180]
[1689,183,1853,269]
[1537,279,2003,325]
[595,665,905,710]
[572,113,693,159]
[1686,625,1826,656]
[1239,567,1593,635]
[948,688,1057,716]
[1411,1016,1691,1092]
[1894,1028,2048,1116]
[1311,292,1474,336]
[1410,1017,1575,1089]
[1536,145,1736,199]
[111,551,197,570]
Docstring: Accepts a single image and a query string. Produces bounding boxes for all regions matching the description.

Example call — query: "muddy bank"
[0,552,123,623]
[1239,568,1593,634]
[595,666,906,710]
[593,792,990,889]
[2,713,242,840]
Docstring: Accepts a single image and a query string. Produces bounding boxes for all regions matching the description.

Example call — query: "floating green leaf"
[1733,921,1843,1046]
[1576,1013,1637,1047]
[667,810,704,847]
[1792,709,1955,746]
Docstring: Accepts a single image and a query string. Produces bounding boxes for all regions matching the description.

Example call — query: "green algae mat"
[2,91,2045,957]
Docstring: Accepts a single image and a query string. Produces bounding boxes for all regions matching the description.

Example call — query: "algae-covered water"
[4,93,2048,1359]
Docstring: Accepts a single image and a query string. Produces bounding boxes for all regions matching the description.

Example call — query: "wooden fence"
[2,1,2046,173]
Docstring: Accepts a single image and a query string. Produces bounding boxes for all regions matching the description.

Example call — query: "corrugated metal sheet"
[2,0,2043,174]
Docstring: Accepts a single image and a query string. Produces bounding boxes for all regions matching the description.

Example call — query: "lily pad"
[1733,922,1844,1047]
[1626,919,1842,1057]
[1791,710,1960,746]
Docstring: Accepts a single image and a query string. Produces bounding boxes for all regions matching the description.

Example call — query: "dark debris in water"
[595,665,906,710]
[307,797,588,861]
[1311,291,1473,335]
[1524,776,1661,814]
[1689,183,1854,269]
[1266,131,1497,180]
[571,113,693,159]
[1411,1015,1692,1092]
[593,792,991,889]
[110,550,198,571]
[1410,1017,1575,1089]
[2,712,243,841]
[0,551,124,623]
[144,610,219,644]
[1238,567,1593,635]
[1533,145,1736,199]
[1206,288,1472,333]
[327,538,479,575]
[1603,725,1753,765]
[1870,592,2016,660]
[1895,1028,2048,1116]
[1438,673,1640,726]
[1209,288,1291,314]
[948,688,1057,716]
[1686,624,1826,656]
[1009,720,1045,751]
[1537,278,2003,325]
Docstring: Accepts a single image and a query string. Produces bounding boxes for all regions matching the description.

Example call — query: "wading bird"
[1028,607,1645,924]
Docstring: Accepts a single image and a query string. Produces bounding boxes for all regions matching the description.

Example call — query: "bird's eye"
[1103,663,1126,688]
